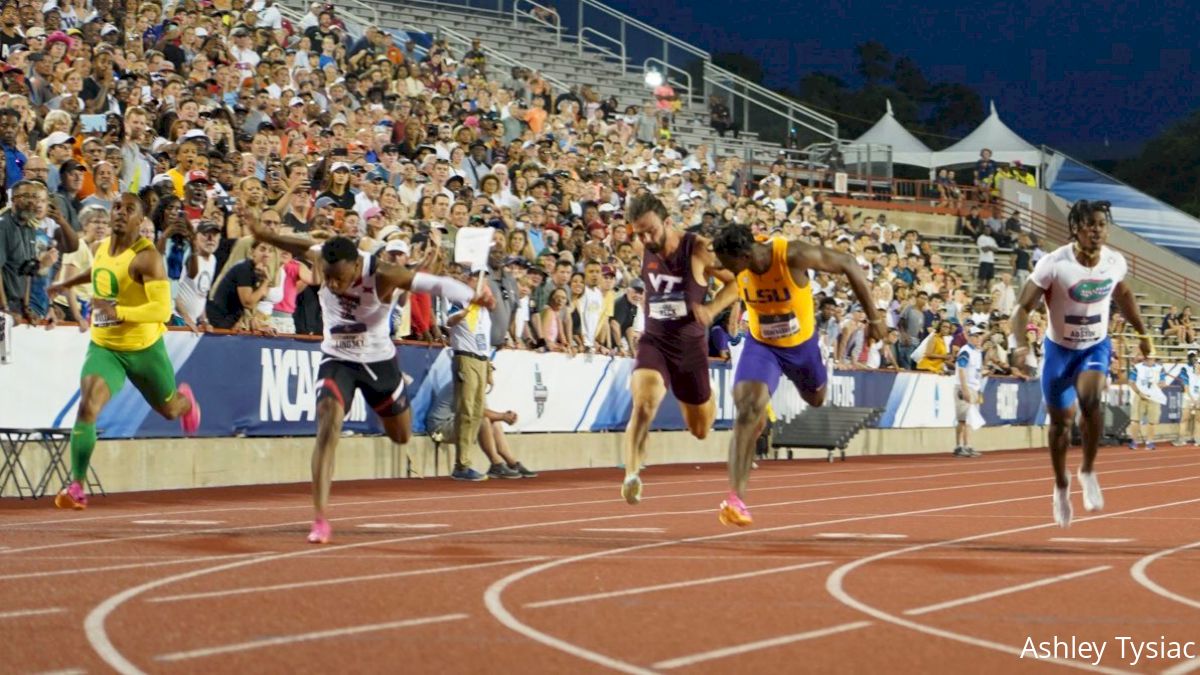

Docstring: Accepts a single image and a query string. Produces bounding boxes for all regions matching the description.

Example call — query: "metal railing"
[997,195,1200,307]
[436,24,570,93]
[514,0,562,44]
[642,57,691,109]
[578,27,625,67]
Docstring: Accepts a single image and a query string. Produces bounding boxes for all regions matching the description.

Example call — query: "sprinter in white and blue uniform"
[1010,200,1152,528]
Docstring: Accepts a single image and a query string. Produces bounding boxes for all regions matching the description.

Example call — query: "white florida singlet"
[1029,244,1127,350]
[319,251,397,363]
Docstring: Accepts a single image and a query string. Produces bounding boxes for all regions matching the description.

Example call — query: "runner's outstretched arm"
[790,241,885,340]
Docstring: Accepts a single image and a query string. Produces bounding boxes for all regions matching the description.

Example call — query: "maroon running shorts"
[634,333,712,405]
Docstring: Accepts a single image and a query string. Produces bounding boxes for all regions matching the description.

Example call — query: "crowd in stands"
[0,0,1195,392]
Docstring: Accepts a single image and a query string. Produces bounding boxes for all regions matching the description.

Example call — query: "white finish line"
[131,520,223,526]
[815,533,908,540]
[357,523,449,530]
[580,527,665,534]
[1050,537,1134,544]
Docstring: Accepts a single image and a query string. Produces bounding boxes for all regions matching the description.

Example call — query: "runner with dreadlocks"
[1011,200,1151,528]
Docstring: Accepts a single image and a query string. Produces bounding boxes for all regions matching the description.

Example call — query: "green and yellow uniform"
[71,237,177,481]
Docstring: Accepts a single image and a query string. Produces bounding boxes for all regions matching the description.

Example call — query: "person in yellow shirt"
[712,225,883,526]
[916,320,955,373]
[47,194,201,510]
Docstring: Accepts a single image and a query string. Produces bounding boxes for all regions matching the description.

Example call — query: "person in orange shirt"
[524,98,547,135]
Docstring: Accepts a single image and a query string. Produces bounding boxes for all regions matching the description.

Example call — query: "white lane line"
[155,613,468,662]
[815,533,907,540]
[484,472,1200,675]
[1132,541,1200,675]
[130,520,223,526]
[653,621,873,670]
[147,556,545,604]
[9,451,1178,556]
[356,523,449,529]
[84,460,1200,675]
[579,527,665,534]
[1050,537,1134,544]
[31,669,87,675]
[0,607,66,619]
[525,561,830,609]
[4,451,1064,531]
[825,486,1200,675]
[0,553,268,581]
[6,461,1032,556]
[903,565,1112,616]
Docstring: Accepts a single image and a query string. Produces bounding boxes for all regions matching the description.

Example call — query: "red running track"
[3,446,1200,674]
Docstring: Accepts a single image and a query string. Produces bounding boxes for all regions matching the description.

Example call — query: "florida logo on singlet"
[1068,278,1114,304]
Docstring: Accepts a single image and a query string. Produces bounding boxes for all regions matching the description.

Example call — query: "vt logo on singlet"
[1068,278,1114,303]
[647,273,683,293]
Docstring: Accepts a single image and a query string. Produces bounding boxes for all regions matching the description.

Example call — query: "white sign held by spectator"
[454,227,493,273]
[834,172,849,194]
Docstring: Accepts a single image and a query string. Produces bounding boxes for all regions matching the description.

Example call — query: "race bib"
[91,303,122,327]
[1064,313,1102,343]
[331,332,367,350]
[648,299,687,320]
[759,312,799,339]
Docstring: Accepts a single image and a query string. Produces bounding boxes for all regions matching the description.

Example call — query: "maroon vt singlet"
[641,231,707,340]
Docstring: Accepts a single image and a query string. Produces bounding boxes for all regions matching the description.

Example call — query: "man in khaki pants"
[448,264,492,481]
[1176,350,1200,446]
[1129,352,1166,450]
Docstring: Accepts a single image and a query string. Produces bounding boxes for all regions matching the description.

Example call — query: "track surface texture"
[4,446,1200,674]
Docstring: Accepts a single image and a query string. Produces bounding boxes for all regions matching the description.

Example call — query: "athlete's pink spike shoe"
[54,481,88,510]
[718,493,753,527]
[178,383,201,435]
[307,517,332,544]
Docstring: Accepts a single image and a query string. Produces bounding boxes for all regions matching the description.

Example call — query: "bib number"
[648,300,687,321]
[759,312,799,339]
[91,304,122,327]
[332,333,367,350]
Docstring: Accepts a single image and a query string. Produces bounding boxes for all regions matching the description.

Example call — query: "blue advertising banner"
[2,328,1182,440]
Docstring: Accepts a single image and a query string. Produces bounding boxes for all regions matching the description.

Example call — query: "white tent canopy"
[852,100,934,168]
[932,101,1042,168]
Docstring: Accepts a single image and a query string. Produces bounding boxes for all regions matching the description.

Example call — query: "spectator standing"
[1176,350,1200,446]
[447,264,493,481]
[976,229,998,293]
[953,326,986,457]
[1129,353,1166,450]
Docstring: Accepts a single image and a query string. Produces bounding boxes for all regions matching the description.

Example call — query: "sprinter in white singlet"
[1011,200,1151,528]
[249,227,493,544]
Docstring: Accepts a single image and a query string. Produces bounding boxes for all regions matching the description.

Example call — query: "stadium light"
[644,69,664,88]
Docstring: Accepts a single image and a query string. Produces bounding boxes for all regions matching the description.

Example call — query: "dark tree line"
[688,41,986,148]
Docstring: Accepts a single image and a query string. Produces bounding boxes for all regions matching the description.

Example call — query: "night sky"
[601,0,1199,157]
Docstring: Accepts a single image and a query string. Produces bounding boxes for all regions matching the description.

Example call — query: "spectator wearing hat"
[353,166,387,218]
[953,326,987,457]
[52,159,86,232]
[610,278,644,355]
[174,220,222,333]
[461,140,490,190]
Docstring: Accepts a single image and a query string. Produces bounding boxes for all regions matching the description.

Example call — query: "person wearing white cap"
[953,326,986,459]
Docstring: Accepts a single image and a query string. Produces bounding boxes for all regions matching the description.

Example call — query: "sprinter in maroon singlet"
[620,193,739,505]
